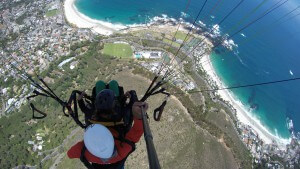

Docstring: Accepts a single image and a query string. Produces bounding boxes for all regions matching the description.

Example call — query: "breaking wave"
[180,12,190,18]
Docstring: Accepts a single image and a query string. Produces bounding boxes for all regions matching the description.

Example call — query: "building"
[134,51,162,59]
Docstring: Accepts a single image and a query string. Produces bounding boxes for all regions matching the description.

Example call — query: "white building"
[134,51,162,59]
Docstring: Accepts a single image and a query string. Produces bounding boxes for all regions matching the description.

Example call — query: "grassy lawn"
[163,38,181,48]
[174,31,188,41]
[46,9,58,17]
[102,43,133,58]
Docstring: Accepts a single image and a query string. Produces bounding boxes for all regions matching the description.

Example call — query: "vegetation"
[45,9,58,17]
[16,13,27,25]
[1,36,252,168]
[0,97,78,168]
[102,43,133,58]
[0,39,133,168]
[93,36,251,168]
[174,31,188,41]
[132,36,253,168]
[0,37,9,49]
[162,38,181,48]
[132,65,252,169]
[0,31,20,49]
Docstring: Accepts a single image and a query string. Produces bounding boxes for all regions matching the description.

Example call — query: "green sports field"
[174,31,188,40]
[102,43,133,58]
[45,9,58,17]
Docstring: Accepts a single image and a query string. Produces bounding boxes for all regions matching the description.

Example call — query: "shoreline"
[64,0,187,36]
[63,0,291,149]
[64,0,125,35]
[200,54,291,149]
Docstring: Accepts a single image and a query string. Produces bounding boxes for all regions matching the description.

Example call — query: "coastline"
[64,0,125,35]
[64,0,184,36]
[200,54,291,149]
[63,0,291,149]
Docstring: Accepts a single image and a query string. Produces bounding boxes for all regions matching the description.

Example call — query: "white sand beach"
[64,0,126,35]
[200,54,290,149]
[64,0,192,36]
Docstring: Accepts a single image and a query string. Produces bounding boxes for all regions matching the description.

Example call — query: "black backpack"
[78,84,139,169]
[88,84,138,139]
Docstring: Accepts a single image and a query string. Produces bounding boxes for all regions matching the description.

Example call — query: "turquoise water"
[75,0,300,140]
[135,53,142,58]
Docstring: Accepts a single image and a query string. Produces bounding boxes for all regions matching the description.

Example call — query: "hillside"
[53,70,239,169]
[0,38,251,169]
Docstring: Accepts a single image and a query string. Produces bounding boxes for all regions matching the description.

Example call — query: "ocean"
[74,0,300,140]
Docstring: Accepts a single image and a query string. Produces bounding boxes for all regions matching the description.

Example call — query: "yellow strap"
[89,119,124,126]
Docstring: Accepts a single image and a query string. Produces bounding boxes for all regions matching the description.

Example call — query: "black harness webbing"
[80,146,94,169]
[65,90,90,128]
[29,103,47,119]
[140,76,170,121]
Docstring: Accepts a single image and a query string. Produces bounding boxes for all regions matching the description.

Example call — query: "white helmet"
[84,124,115,159]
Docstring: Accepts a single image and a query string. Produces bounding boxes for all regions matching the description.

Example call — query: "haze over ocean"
[75,0,300,140]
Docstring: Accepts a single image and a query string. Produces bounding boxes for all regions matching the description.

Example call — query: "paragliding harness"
[66,79,170,169]
[80,80,135,132]
[24,78,137,168]
[67,81,138,169]
[13,57,169,169]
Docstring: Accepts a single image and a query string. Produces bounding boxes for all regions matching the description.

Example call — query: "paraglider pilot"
[67,87,148,169]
